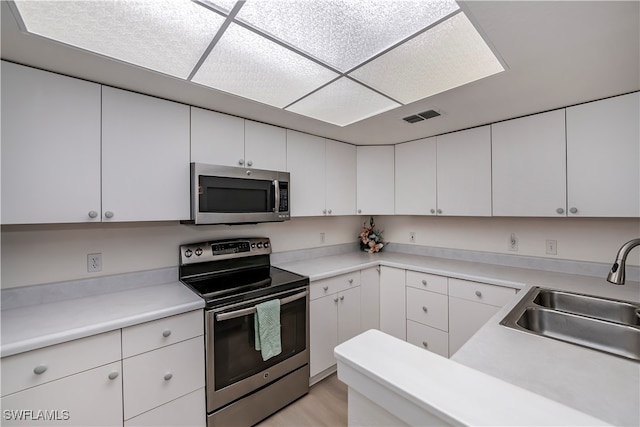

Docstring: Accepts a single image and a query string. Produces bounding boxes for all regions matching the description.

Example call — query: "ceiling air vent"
[402,109,442,124]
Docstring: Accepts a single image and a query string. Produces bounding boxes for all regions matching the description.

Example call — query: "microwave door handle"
[215,289,308,322]
[273,180,280,213]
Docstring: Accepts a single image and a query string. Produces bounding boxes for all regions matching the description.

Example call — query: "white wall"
[2,216,639,289]
[0,216,362,289]
[378,216,640,267]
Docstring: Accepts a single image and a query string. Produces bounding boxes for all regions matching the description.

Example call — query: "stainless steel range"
[179,238,309,427]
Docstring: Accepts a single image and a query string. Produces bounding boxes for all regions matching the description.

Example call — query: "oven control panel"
[180,237,271,265]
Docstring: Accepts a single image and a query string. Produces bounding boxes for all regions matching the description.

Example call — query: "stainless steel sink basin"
[501,287,640,362]
[533,289,640,326]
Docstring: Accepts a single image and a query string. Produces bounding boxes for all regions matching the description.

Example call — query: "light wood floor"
[255,374,348,427]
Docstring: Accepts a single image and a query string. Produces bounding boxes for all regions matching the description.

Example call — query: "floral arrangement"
[358,216,385,253]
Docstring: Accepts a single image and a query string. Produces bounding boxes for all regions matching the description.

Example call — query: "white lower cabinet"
[379,267,406,340]
[124,388,205,427]
[360,267,380,331]
[406,321,449,358]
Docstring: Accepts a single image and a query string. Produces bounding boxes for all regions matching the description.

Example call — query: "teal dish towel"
[254,299,282,361]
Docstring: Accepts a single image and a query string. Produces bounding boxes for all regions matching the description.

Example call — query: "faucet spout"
[607,238,640,285]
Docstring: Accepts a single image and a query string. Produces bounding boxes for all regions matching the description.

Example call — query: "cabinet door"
[356,146,395,215]
[190,107,244,167]
[102,87,190,221]
[437,126,492,216]
[325,139,357,216]
[310,295,338,377]
[360,267,380,331]
[1,362,122,427]
[1,61,101,224]
[379,267,406,340]
[395,138,437,215]
[286,130,326,217]
[337,286,361,344]
[448,297,500,356]
[244,120,286,171]
[566,92,640,217]
[492,110,567,217]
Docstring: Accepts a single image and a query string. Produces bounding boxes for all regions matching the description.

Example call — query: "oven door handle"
[215,289,308,322]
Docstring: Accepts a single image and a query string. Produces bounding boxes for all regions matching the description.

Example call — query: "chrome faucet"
[607,238,640,285]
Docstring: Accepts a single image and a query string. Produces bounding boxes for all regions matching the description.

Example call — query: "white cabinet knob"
[238,159,244,166]
[475,290,482,297]
[437,209,443,214]
[328,209,332,214]
[108,371,119,380]
[348,279,353,284]
[358,209,362,214]
[422,306,428,313]
[556,207,565,214]
[422,341,429,348]
[33,365,47,375]
[569,207,578,214]
[323,209,327,214]
[247,160,253,167]
[88,210,98,219]
[323,286,328,292]
[164,373,173,381]
[162,329,171,338]
[104,211,114,219]
[333,297,339,303]
[340,295,345,301]
[422,279,427,286]
[430,209,436,214]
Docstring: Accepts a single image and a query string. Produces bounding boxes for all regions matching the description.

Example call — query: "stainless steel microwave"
[185,163,290,225]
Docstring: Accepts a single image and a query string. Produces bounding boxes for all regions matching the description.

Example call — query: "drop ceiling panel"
[286,78,400,126]
[192,22,339,108]
[13,0,225,79]
[235,0,460,72]
[349,12,505,104]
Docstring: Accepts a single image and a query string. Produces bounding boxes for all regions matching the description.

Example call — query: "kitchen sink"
[501,287,640,362]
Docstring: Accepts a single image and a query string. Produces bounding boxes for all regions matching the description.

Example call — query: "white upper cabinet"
[244,120,287,171]
[437,126,492,216]
[325,139,356,216]
[102,86,190,222]
[190,107,244,167]
[287,130,326,217]
[1,61,102,224]
[357,146,395,215]
[492,109,567,217]
[566,92,640,217]
[191,109,286,171]
[395,138,437,215]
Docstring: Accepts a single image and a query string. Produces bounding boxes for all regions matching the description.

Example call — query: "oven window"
[213,297,306,390]
[200,176,272,213]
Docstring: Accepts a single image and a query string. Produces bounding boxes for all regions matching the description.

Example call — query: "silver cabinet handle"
[238,159,244,166]
[422,341,428,348]
[430,209,435,214]
[323,209,327,214]
[323,286,328,291]
[333,297,338,303]
[422,279,427,286]
[246,170,251,176]
[88,210,98,219]
[247,160,253,167]
[164,373,173,381]
[108,371,119,380]
[569,207,578,214]
[358,209,362,214]
[422,306,428,312]
[437,209,443,214]
[162,329,171,338]
[475,290,482,297]
[348,279,353,284]
[33,365,47,375]
[328,209,332,214]
[104,211,114,219]
[340,295,345,301]
[556,207,565,214]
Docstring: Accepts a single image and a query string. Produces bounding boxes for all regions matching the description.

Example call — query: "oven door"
[205,286,309,413]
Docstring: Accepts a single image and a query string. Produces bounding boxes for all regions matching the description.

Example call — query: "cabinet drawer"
[123,336,205,420]
[1,330,121,397]
[405,271,447,294]
[310,271,360,300]
[406,320,449,358]
[125,388,205,427]
[448,278,516,307]
[122,310,203,358]
[406,287,448,332]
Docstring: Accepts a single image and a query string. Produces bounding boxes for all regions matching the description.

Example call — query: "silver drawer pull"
[340,295,345,301]
[162,329,171,338]
[108,371,119,380]
[216,289,308,321]
[422,280,427,286]
[475,290,482,297]
[348,279,353,284]
[334,297,339,303]
[33,365,47,375]
[422,306,428,313]
[422,341,428,348]
[323,286,328,291]
[164,373,173,381]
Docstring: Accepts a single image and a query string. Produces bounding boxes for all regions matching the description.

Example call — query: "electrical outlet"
[509,233,518,252]
[546,239,557,255]
[409,232,416,243]
[320,232,325,244]
[87,253,102,273]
